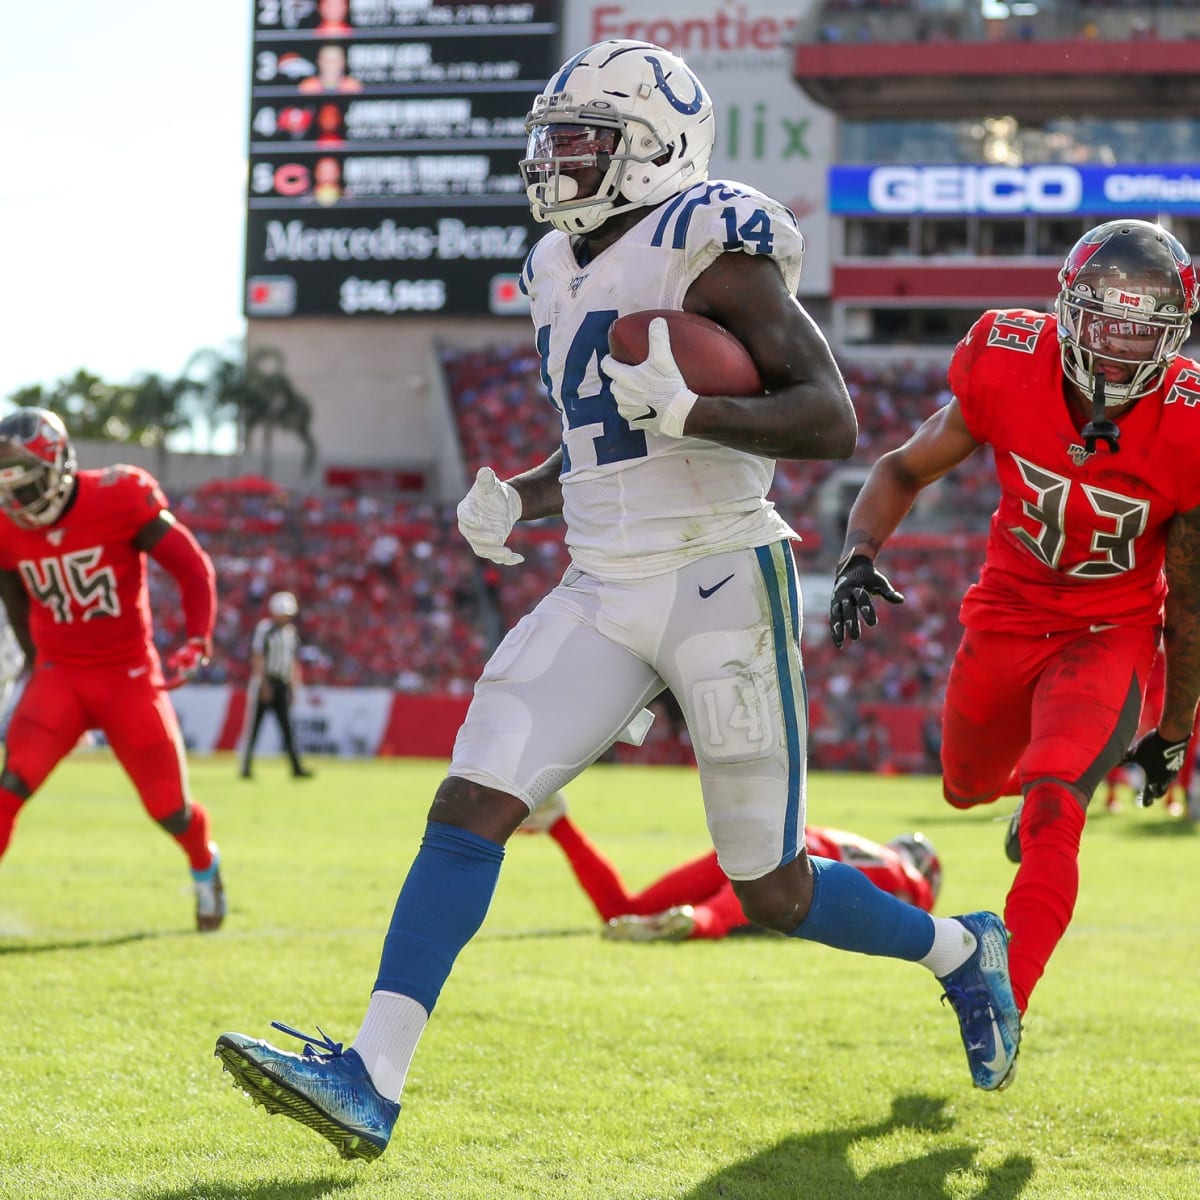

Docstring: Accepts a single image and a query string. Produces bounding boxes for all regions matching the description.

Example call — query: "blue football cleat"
[215,1022,399,1161]
[938,912,1022,1091]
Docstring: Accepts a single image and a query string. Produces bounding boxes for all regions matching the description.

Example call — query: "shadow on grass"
[1122,818,1197,840]
[480,925,596,941]
[682,1094,1034,1200]
[136,1176,354,1200]
[0,929,187,956]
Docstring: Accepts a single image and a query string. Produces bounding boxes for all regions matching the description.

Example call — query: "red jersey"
[0,465,169,669]
[950,309,1200,635]
[805,826,935,911]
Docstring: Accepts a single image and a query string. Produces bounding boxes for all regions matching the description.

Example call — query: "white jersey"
[519,178,802,580]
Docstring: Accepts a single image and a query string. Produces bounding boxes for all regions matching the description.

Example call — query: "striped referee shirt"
[251,618,300,682]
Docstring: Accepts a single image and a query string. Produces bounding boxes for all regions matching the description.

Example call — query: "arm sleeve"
[148,521,217,645]
[948,311,995,445]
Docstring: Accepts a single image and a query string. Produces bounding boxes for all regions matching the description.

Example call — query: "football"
[607,309,764,397]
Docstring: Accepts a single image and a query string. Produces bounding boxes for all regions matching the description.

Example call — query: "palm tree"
[184,347,317,475]
[127,371,192,477]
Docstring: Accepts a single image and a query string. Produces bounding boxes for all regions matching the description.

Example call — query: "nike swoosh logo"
[634,405,658,423]
[698,574,735,599]
[981,1016,1008,1073]
[128,666,148,679]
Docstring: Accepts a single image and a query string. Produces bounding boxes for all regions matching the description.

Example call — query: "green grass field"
[1,753,1197,1200]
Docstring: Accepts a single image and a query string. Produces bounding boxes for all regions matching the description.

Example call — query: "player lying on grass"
[519,791,939,940]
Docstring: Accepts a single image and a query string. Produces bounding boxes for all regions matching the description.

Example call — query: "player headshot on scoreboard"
[315,102,345,147]
[313,156,342,206]
[315,0,353,35]
[299,44,362,94]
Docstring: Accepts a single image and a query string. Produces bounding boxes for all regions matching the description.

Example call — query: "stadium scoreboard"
[245,0,561,318]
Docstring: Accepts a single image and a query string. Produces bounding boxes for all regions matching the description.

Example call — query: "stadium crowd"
[143,347,999,772]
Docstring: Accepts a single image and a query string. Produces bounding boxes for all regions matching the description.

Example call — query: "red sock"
[549,817,635,922]
[0,786,24,861]
[1003,781,1086,1014]
[171,801,215,871]
[629,853,729,916]
[690,882,752,939]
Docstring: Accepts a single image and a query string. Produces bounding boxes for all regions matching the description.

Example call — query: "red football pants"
[941,624,1156,805]
[941,624,1156,1011]
[5,663,191,819]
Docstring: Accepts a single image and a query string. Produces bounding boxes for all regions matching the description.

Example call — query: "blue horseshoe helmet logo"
[644,54,705,115]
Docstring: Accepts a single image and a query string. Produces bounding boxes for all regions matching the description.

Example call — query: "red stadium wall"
[172,686,933,769]
[174,686,471,759]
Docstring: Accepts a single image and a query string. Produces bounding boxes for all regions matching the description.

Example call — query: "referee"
[238,591,313,780]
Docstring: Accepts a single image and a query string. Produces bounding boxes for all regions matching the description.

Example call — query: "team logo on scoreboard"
[247,276,298,317]
[276,53,316,81]
[277,106,315,137]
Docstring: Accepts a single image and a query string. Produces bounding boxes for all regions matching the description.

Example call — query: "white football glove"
[456,466,524,565]
[601,317,699,440]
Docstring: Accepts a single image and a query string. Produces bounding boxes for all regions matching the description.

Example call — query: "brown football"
[607,309,764,396]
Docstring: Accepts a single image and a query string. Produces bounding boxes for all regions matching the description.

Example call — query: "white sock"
[350,990,429,1103]
[919,916,978,977]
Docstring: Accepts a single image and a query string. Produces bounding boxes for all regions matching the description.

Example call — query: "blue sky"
[0,0,251,400]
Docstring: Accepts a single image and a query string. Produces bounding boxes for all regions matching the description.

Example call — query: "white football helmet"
[520,40,715,235]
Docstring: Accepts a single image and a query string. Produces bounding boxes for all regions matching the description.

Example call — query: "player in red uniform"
[0,408,224,930]
[828,220,1200,1035]
[520,792,940,940]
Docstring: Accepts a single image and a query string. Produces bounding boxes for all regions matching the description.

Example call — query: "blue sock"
[373,820,505,1013]
[790,856,934,961]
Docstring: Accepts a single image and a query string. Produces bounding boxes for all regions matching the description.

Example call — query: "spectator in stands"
[239,591,313,780]
[517,791,941,941]
[829,219,1200,1045]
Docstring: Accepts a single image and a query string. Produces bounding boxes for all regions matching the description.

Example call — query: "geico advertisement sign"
[865,166,1082,215]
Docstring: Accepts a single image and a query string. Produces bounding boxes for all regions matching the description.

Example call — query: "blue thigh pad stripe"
[754,542,803,866]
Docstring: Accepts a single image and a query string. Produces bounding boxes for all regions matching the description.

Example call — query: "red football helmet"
[887,832,942,905]
[1056,219,1199,406]
[0,407,77,528]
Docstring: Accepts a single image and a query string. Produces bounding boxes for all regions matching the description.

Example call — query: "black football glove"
[1121,729,1190,808]
[829,554,905,649]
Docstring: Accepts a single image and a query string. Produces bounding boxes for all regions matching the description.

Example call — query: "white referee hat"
[268,591,298,617]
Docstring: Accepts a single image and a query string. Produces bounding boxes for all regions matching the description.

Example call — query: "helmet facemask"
[520,109,633,235]
[1057,290,1191,406]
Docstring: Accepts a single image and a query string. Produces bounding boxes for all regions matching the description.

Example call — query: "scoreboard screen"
[244,0,561,318]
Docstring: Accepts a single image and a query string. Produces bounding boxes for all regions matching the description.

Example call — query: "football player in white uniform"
[215,40,1020,1163]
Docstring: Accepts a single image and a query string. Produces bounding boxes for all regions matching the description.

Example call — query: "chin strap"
[1080,374,1120,455]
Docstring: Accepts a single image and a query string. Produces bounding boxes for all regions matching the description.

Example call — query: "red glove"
[163,636,212,691]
